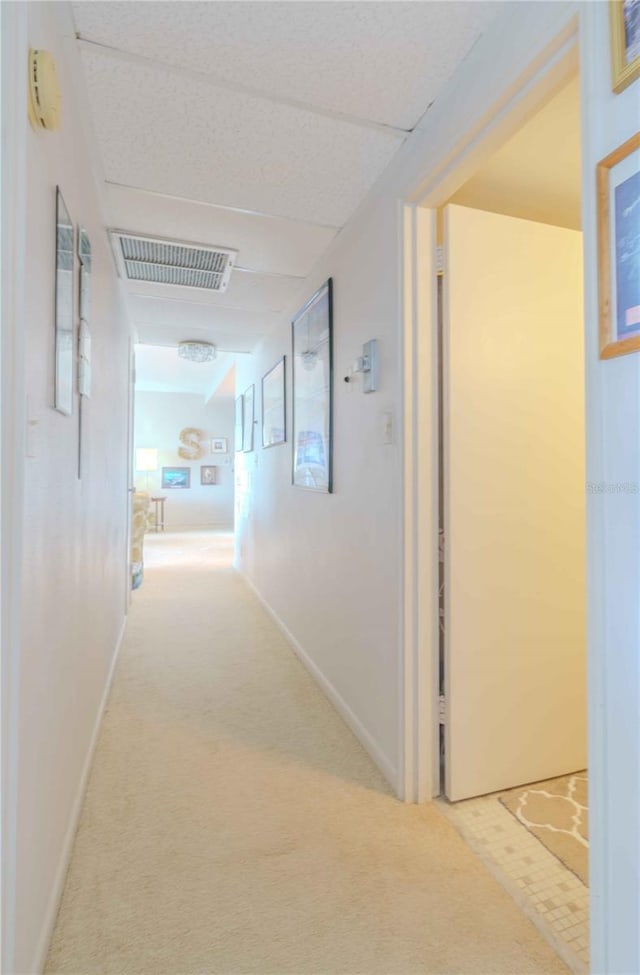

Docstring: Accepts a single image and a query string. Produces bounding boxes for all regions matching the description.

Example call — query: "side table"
[150,496,167,532]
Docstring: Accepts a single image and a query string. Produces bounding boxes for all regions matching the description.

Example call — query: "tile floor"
[441,789,589,974]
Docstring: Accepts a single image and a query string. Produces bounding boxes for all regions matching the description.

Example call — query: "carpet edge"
[32,615,128,975]
[238,569,399,795]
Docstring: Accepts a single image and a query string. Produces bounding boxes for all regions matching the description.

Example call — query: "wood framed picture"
[54,187,74,416]
[234,394,244,452]
[242,384,255,452]
[291,279,333,492]
[201,465,217,485]
[597,131,640,359]
[161,466,191,489]
[211,437,228,454]
[610,0,640,93]
[262,356,286,448]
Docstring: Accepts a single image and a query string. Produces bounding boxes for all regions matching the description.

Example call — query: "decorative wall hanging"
[161,466,191,489]
[177,427,204,460]
[201,465,218,485]
[235,395,244,452]
[610,0,640,92]
[78,228,92,398]
[211,438,228,454]
[291,279,333,492]
[597,131,640,358]
[54,188,74,416]
[262,356,286,448]
[242,385,255,452]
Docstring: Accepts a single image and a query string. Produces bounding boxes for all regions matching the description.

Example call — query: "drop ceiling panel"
[73,1,498,130]
[107,184,338,278]
[125,265,300,313]
[128,295,280,335]
[80,46,403,227]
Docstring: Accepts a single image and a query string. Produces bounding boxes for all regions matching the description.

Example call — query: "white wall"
[5,4,132,972]
[235,194,402,784]
[581,5,640,972]
[134,390,235,529]
[233,0,582,795]
[235,6,640,973]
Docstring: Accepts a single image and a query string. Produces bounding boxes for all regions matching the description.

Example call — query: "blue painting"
[614,168,640,341]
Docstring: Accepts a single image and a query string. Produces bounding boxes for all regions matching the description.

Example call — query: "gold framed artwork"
[597,131,640,359]
[610,0,640,93]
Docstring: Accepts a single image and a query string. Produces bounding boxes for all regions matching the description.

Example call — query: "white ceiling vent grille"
[110,231,237,293]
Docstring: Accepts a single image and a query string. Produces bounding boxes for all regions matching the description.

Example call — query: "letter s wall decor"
[177,427,204,460]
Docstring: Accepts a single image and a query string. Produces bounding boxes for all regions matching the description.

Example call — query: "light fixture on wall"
[135,448,159,493]
[178,341,217,363]
[28,49,61,132]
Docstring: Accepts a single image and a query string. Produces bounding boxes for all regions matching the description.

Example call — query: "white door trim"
[399,17,580,804]
[1,3,28,971]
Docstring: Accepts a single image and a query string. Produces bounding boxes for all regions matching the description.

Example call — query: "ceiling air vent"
[110,231,237,293]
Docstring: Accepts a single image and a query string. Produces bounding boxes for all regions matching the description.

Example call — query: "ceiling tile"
[107,184,338,278]
[125,266,301,313]
[73,1,498,130]
[80,46,404,226]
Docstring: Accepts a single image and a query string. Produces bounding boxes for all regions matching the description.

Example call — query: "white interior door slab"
[443,204,587,802]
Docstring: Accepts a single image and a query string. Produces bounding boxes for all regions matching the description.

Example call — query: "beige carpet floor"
[46,530,567,975]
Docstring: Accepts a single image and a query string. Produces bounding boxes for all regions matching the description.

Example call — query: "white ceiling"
[73,1,499,378]
[135,344,238,397]
[449,76,582,230]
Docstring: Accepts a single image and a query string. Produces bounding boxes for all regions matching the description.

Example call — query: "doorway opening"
[417,67,589,971]
[129,344,237,587]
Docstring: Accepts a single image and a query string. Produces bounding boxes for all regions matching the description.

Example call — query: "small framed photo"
[211,437,228,454]
[161,466,191,489]
[610,0,640,93]
[201,465,217,485]
[597,132,640,359]
[262,356,286,448]
[242,384,255,452]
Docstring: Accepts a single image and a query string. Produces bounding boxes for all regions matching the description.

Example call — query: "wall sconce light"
[344,339,378,393]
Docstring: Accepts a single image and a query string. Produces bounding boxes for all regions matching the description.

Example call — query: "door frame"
[399,7,616,968]
[1,4,28,972]
[400,18,580,805]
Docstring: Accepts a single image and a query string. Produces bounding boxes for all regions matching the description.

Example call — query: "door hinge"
[438,694,446,725]
[435,245,445,276]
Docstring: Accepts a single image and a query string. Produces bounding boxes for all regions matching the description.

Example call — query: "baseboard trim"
[31,615,127,974]
[239,571,398,792]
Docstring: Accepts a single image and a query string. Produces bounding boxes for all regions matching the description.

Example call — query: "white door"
[443,204,587,801]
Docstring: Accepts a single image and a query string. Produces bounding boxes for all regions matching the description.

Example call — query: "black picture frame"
[54,187,74,416]
[291,278,333,493]
[242,384,255,452]
[261,356,286,448]
[234,394,244,452]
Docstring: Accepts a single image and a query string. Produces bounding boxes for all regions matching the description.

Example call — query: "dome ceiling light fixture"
[177,341,217,363]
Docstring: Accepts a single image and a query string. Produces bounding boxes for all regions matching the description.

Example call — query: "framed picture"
[597,132,640,358]
[242,384,255,452]
[211,437,228,454]
[54,187,74,416]
[235,394,244,452]
[610,0,640,93]
[201,465,217,485]
[291,279,333,492]
[262,356,286,448]
[161,466,191,489]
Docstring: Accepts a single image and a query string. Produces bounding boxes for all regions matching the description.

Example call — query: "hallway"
[46,532,567,975]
